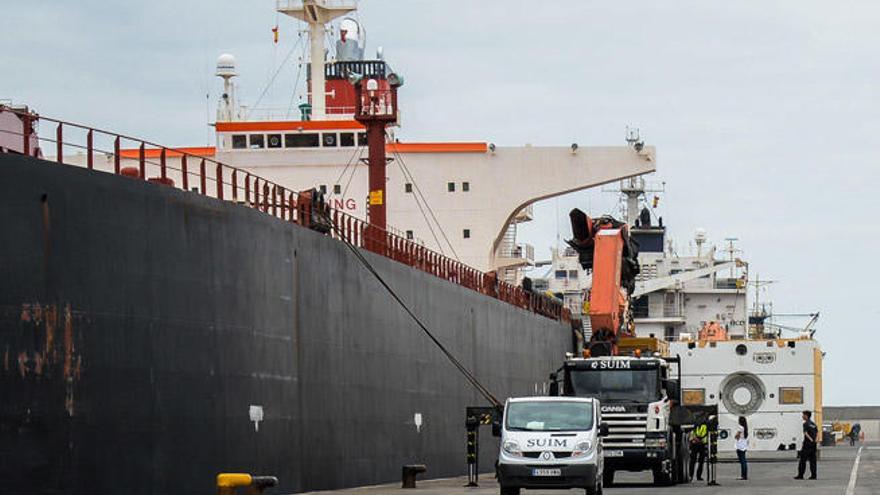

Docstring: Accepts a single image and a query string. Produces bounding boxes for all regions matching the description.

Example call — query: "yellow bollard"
[216,473,278,495]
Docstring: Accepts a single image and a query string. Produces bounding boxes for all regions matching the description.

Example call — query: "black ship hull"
[0,153,572,494]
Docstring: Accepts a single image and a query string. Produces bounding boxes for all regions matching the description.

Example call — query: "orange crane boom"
[568,210,640,356]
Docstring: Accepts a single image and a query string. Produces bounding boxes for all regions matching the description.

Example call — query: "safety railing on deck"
[0,106,571,323]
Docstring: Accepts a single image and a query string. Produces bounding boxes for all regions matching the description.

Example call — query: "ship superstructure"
[61,0,656,284]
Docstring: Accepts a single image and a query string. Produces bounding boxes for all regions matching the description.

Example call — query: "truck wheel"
[602,469,614,487]
[653,467,672,486]
[677,451,690,484]
[500,487,520,495]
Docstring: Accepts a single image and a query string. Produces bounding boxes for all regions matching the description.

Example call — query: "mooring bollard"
[401,464,427,488]
[216,473,278,495]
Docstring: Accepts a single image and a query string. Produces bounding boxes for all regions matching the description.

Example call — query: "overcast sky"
[4,1,879,405]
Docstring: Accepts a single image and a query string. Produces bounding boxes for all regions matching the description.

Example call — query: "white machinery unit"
[670,338,823,452]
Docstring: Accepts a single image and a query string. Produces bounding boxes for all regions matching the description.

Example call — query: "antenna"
[625,126,640,145]
[694,228,707,258]
[625,126,645,152]
[724,237,740,277]
[278,0,357,121]
[748,273,776,317]
[215,53,239,122]
[603,175,664,226]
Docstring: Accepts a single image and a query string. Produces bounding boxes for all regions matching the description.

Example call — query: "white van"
[496,397,607,495]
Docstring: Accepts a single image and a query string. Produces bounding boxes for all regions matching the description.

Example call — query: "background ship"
[534,177,824,453]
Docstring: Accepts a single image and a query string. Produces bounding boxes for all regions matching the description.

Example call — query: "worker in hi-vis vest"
[689,422,709,481]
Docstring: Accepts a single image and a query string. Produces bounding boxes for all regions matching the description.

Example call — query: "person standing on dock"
[850,423,861,446]
[735,416,749,480]
[795,410,818,480]
[689,422,708,481]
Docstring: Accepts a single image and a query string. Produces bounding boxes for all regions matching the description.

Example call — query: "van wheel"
[500,487,520,495]
[602,469,614,487]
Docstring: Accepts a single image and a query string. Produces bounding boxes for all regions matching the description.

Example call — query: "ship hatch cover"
[720,372,765,416]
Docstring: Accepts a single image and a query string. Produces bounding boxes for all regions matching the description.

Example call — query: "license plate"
[604,450,624,457]
[531,468,562,477]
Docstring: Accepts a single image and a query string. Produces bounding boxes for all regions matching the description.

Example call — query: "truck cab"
[496,397,606,495]
[553,355,689,486]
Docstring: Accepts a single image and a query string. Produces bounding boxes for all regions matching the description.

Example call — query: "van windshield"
[506,401,594,432]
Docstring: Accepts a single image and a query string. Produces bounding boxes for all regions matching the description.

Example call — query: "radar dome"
[216,53,237,77]
[694,228,707,243]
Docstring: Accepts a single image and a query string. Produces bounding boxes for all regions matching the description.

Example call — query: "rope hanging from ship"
[387,131,461,260]
[316,208,503,408]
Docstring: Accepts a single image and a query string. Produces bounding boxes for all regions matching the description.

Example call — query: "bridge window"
[779,387,804,405]
[357,132,368,146]
[285,133,320,148]
[406,230,413,240]
[462,181,470,192]
[267,134,282,148]
[249,134,265,149]
[683,389,706,405]
[463,229,471,239]
[319,185,327,194]
[405,183,413,193]
[340,132,355,147]
[448,182,455,192]
[555,270,567,279]
[323,133,338,147]
[333,184,341,194]
[568,270,578,279]
[632,296,649,318]
[231,134,247,149]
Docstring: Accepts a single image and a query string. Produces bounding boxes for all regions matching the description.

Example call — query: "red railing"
[0,106,571,323]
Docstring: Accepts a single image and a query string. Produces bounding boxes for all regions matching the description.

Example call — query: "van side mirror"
[599,422,610,437]
[492,420,502,437]
[548,372,559,396]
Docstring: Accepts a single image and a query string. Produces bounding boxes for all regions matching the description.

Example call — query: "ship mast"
[352,73,402,251]
[277,0,356,121]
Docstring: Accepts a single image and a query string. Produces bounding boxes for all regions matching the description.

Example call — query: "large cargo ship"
[0,2,657,494]
[0,142,573,494]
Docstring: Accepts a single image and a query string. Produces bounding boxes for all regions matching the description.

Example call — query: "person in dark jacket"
[850,423,861,446]
[795,410,818,480]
